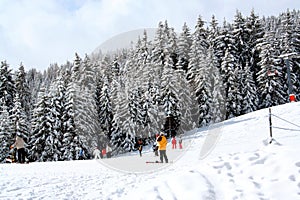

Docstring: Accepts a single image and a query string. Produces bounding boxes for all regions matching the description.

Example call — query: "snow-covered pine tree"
[176,52,199,132]
[221,47,242,119]
[241,62,259,114]
[26,68,43,114]
[82,56,101,143]
[96,76,114,140]
[48,73,69,161]
[208,15,223,69]
[193,49,212,126]
[0,100,15,162]
[278,10,299,102]
[257,28,285,108]
[0,61,15,112]
[232,11,252,115]
[70,54,100,155]
[135,30,160,137]
[291,10,300,97]
[176,22,192,73]
[188,15,211,126]
[10,94,30,142]
[207,16,226,123]
[245,9,264,84]
[232,10,248,69]
[209,46,226,123]
[151,21,167,85]
[29,88,53,162]
[110,79,135,153]
[161,53,181,137]
[187,15,209,86]
[15,63,32,120]
[61,81,83,160]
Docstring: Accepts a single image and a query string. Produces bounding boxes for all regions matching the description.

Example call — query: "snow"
[1,102,300,200]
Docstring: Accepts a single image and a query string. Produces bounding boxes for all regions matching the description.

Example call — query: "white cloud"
[0,0,298,71]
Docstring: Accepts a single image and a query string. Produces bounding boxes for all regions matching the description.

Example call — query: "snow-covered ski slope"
[1,102,300,200]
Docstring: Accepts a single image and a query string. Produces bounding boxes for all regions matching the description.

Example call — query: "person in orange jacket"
[156,132,168,163]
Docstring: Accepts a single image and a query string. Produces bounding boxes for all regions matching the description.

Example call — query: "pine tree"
[0,100,15,162]
[29,89,53,161]
[61,82,83,160]
[194,49,212,126]
[97,77,114,139]
[257,29,285,108]
[210,52,226,123]
[48,74,68,161]
[207,16,226,123]
[232,10,248,68]
[279,10,299,101]
[291,10,300,97]
[0,61,15,112]
[71,54,100,152]
[187,15,208,85]
[176,56,199,132]
[241,62,259,114]
[177,22,192,72]
[110,80,135,153]
[15,63,31,120]
[246,9,264,83]
[161,54,181,136]
[221,48,242,119]
[10,94,30,141]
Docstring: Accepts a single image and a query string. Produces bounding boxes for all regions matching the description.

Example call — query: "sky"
[0,0,299,71]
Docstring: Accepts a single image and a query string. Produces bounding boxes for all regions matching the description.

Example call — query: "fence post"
[269,107,273,143]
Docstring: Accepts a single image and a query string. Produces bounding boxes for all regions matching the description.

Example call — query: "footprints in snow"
[210,152,300,198]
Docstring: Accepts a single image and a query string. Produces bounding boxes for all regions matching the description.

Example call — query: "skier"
[138,138,143,157]
[156,132,168,163]
[171,136,177,149]
[93,147,101,159]
[152,142,159,156]
[106,145,112,158]
[78,146,84,160]
[11,135,26,163]
[179,135,183,149]
[102,148,107,158]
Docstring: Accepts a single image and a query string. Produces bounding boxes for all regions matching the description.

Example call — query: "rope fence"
[268,107,300,144]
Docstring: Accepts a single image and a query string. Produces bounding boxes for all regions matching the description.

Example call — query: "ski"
[146,161,161,163]
[146,160,173,164]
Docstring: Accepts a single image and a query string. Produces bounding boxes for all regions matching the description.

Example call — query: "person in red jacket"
[179,135,183,149]
[156,132,168,163]
[171,136,177,149]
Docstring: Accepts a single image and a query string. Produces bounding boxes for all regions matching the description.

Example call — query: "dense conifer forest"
[1,9,299,162]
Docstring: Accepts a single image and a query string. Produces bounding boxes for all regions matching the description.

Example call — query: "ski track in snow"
[1,103,300,199]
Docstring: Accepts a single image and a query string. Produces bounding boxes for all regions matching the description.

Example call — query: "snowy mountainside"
[1,102,300,199]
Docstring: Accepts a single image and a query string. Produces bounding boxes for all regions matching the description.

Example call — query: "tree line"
[0,9,299,162]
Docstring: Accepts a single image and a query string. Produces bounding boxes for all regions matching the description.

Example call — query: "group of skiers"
[171,135,183,149]
[5,134,113,163]
[6,132,184,164]
[151,133,184,163]
[93,145,112,159]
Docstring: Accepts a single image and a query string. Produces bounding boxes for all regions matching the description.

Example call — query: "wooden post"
[269,107,273,143]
